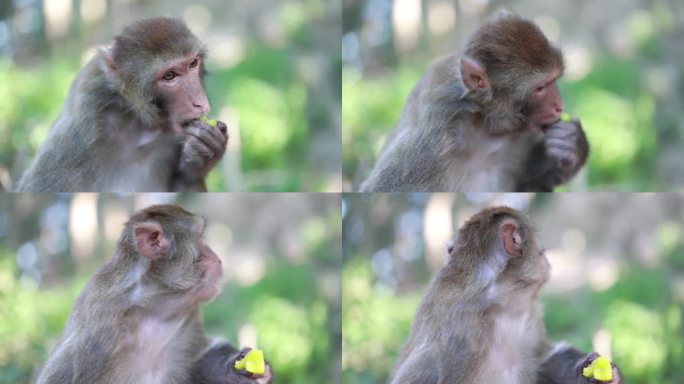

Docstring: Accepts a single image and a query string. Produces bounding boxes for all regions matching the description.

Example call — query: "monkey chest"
[476,312,541,384]
[103,134,179,192]
[455,137,521,191]
[121,318,192,384]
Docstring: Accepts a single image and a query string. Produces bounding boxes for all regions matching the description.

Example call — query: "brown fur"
[360,14,586,192]
[16,18,227,192]
[36,205,272,384]
[390,207,621,384]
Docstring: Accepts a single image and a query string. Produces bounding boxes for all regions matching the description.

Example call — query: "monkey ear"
[501,220,523,257]
[460,57,489,91]
[445,239,455,255]
[98,47,118,79]
[134,222,170,260]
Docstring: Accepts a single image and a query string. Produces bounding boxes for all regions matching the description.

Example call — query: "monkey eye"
[534,85,545,93]
[189,58,199,68]
[162,71,178,81]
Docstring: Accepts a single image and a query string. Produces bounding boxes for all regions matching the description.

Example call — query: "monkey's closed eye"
[162,71,178,81]
[189,58,199,68]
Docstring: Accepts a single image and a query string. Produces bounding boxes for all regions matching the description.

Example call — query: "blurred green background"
[0,0,341,192]
[0,193,341,384]
[342,0,684,191]
[342,193,684,384]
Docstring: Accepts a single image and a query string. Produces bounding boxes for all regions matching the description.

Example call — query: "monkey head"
[459,14,565,134]
[100,18,210,132]
[121,204,223,302]
[450,206,550,292]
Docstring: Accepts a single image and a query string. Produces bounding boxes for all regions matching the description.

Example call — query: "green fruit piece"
[201,116,218,128]
[582,356,613,381]
[592,356,613,381]
[233,349,265,375]
[234,358,246,370]
[560,112,571,122]
[245,349,265,375]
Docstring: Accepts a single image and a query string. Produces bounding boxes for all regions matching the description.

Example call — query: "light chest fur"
[447,125,539,191]
[474,311,541,384]
[120,316,190,384]
[99,120,179,192]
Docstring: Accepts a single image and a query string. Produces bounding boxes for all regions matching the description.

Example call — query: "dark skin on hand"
[360,14,589,193]
[16,18,227,192]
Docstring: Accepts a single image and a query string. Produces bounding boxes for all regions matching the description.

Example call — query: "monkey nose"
[193,99,210,115]
[194,104,209,116]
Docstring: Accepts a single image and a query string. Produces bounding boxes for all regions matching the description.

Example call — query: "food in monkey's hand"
[560,112,572,122]
[201,116,219,128]
[582,356,613,381]
[234,349,266,375]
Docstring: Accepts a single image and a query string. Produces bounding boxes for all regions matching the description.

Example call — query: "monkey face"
[156,54,210,133]
[194,242,224,301]
[526,70,564,127]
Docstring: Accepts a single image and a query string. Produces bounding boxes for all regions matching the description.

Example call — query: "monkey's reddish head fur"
[449,206,549,289]
[103,18,208,126]
[117,204,219,293]
[460,15,565,133]
[465,15,564,89]
[112,17,205,71]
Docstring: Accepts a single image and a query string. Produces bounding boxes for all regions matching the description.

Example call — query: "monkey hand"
[542,119,589,184]
[575,352,622,384]
[178,118,228,180]
[228,348,274,384]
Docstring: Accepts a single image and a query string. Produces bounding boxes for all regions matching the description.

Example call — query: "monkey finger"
[184,137,215,159]
[205,124,229,147]
[545,126,578,140]
[237,347,252,360]
[546,139,577,155]
[193,124,227,147]
[216,120,228,135]
[185,127,225,154]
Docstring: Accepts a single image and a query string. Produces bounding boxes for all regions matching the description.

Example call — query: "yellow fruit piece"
[582,356,613,381]
[560,112,571,122]
[201,116,218,128]
[234,349,265,375]
[234,358,246,370]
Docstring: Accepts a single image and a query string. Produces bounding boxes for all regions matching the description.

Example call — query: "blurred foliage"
[0,193,341,384]
[341,193,684,384]
[342,1,684,191]
[206,46,310,191]
[0,256,86,384]
[0,0,341,192]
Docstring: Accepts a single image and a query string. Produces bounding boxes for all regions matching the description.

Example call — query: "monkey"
[389,206,622,384]
[360,14,589,192]
[36,205,273,384]
[16,18,227,192]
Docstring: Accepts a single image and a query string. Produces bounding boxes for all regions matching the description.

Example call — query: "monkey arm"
[191,340,274,384]
[537,345,623,384]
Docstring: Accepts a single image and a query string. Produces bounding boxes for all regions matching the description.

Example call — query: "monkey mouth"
[181,118,200,128]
